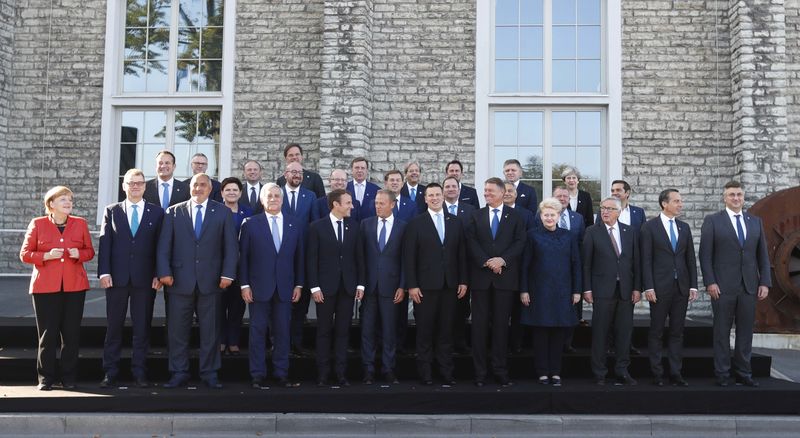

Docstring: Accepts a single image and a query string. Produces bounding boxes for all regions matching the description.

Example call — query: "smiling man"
[143,150,190,210]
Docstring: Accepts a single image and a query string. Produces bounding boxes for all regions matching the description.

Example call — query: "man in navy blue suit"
[401,161,427,214]
[611,180,646,232]
[358,189,406,384]
[239,183,304,389]
[276,143,326,198]
[443,176,475,353]
[313,169,361,222]
[502,159,538,214]
[239,160,265,214]
[98,168,164,389]
[307,189,364,386]
[446,159,480,209]
[384,170,417,223]
[346,157,380,219]
[183,153,222,203]
[503,181,536,230]
[157,173,238,389]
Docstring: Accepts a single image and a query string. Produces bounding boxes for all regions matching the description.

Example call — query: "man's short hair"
[351,156,369,168]
[376,189,397,204]
[552,185,569,194]
[259,182,282,204]
[611,179,631,193]
[658,188,679,210]
[404,160,421,174]
[446,159,463,173]
[156,150,176,164]
[425,182,443,194]
[503,158,522,168]
[243,159,262,170]
[327,188,350,210]
[384,169,403,182]
[724,180,743,190]
[443,175,459,186]
[601,197,622,209]
[283,143,302,157]
[191,152,208,160]
[485,177,505,191]
[123,168,145,181]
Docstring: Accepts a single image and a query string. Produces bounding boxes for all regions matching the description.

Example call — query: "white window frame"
[475,0,622,201]
[96,0,237,224]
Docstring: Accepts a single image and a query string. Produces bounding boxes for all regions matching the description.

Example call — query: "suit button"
[196,260,200,264]
[59,238,64,242]
[60,259,64,262]
[131,240,135,244]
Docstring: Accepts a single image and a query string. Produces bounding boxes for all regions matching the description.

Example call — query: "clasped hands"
[484,257,506,274]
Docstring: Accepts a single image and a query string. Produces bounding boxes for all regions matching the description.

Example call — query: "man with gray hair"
[401,160,426,214]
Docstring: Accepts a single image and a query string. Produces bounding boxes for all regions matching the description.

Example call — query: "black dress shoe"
[653,376,665,387]
[203,377,223,389]
[421,376,434,386]
[384,371,399,384]
[495,375,513,387]
[277,377,300,388]
[595,377,606,386]
[227,347,241,356]
[563,345,577,354]
[551,376,562,387]
[100,375,116,388]
[670,375,689,387]
[363,372,375,385]
[630,346,641,355]
[134,377,150,388]
[336,375,350,387]
[37,382,53,391]
[316,379,328,387]
[539,376,550,385]
[716,376,730,387]
[615,375,638,386]
[291,346,312,357]
[60,381,77,390]
[442,375,456,386]
[735,376,759,387]
[474,380,485,387]
[163,375,189,389]
[251,378,265,389]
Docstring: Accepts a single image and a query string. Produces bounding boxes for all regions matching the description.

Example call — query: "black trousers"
[414,287,457,379]
[452,289,471,349]
[590,288,634,378]
[647,280,688,378]
[103,285,155,379]
[533,326,568,377]
[221,280,246,347]
[291,288,311,349]
[314,285,355,379]
[471,286,514,380]
[711,283,755,378]
[32,291,86,385]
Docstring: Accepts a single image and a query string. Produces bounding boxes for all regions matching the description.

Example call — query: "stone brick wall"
[1,0,106,273]
[0,0,15,269]
[233,0,324,182]
[785,0,800,182]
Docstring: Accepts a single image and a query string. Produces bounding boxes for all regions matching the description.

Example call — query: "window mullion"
[169,0,179,94]
[544,0,553,94]
[543,109,552,197]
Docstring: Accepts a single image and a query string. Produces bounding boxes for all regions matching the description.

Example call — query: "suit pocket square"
[520,194,527,197]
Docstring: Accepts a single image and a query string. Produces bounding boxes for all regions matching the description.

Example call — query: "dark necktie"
[290,190,297,213]
[608,226,621,257]
[249,186,257,209]
[491,208,500,239]
[378,219,387,252]
[735,214,745,247]
[194,205,203,240]
[337,220,343,243]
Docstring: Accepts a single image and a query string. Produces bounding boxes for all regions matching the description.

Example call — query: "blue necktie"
[337,220,343,243]
[378,218,387,252]
[449,204,457,215]
[161,183,170,210]
[410,187,416,201]
[290,190,297,213]
[194,205,203,239]
[249,187,257,209]
[130,204,140,236]
[735,214,745,247]
[669,219,678,252]
[271,215,281,252]
[491,208,500,239]
[435,213,444,243]
[559,212,568,230]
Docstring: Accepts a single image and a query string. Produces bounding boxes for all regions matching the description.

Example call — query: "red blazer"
[20,216,95,294]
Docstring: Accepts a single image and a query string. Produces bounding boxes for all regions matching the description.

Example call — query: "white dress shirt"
[376,214,394,242]
[353,181,366,203]
[659,212,678,240]
[487,204,503,224]
[569,193,578,211]
[618,205,631,226]
[158,177,175,207]
[125,199,145,227]
[427,208,446,241]
[726,207,747,240]
[604,221,622,255]
[190,199,209,226]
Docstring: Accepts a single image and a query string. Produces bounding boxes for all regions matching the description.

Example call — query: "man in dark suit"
[502,159,538,213]
[384,169,418,224]
[401,161,427,214]
[276,143,326,198]
[699,180,771,387]
[583,197,641,386]
[98,168,164,389]
[239,160,265,214]
[403,183,468,385]
[611,180,646,231]
[503,181,535,230]
[156,173,238,389]
[239,183,304,389]
[443,175,476,353]
[306,189,364,386]
[346,156,380,219]
[467,177,527,387]
[313,169,362,222]
[358,189,406,384]
[143,150,190,210]
[184,153,222,202]
[446,159,480,209]
[641,189,698,387]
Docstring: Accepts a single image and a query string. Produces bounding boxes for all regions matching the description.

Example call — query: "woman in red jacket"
[20,186,94,390]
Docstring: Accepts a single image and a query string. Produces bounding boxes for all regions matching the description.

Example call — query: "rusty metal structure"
[749,186,800,333]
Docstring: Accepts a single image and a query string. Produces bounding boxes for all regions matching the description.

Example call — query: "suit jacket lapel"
[654,219,674,253]
[114,203,133,238]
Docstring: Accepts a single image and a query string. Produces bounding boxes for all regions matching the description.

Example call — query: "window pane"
[578,0,601,25]
[553,0,576,25]
[121,111,143,142]
[126,0,147,26]
[520,0,543,25]
[494,112,518,145]
[494,146,517,177]
[576,111,601,145]
[176,60,199,92]
[144,111,167,143]
[577,26,601,58]
[201,27,223,58]
[124,29,146,59]
[552,146,575,170]
[576,146,601,180]
[175,110,197,143]
[172,145,194,179]
[577,60,601,92]
[178,27,200,59]
[518,111,543,145]
[496,0,518,25]
[552,26,576,59]
[148,28,170,60]
[552,112,575,145]
[197,110,220,141]
[520,26,542,58]
[179,0,206,27]
[123,62,147,92]
[496,27,519,58]
[207,0,224,26]
[552,60,576,92]
[200,60,222,91]
[519,60,543,92]
[495,60,518,92]
[145,61,169,92]
[151,0,171,27]
[519,146,543,178]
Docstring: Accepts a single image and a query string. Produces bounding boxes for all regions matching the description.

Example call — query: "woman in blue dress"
[520,198,581,386]
[220,177,253,355]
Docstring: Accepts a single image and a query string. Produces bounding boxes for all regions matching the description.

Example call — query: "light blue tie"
[449,204,457,215]
[559,211,568,230]
[435,213,444,243]
[669,219,678,252]
[271,216,281,252]
[735,214,745,247]
[161,183,170,210]
[410,187,416,201]
[378,218,387,252]
[194,205,203,239]
[130,204,140,236]
[491,208,500,239]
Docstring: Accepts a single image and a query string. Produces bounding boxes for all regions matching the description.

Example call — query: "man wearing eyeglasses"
[582,197,641,386]
[276,143,326,198]
[184,153,222,202]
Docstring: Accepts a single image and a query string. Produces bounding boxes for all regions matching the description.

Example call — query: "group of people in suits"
[19,144,771,391]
